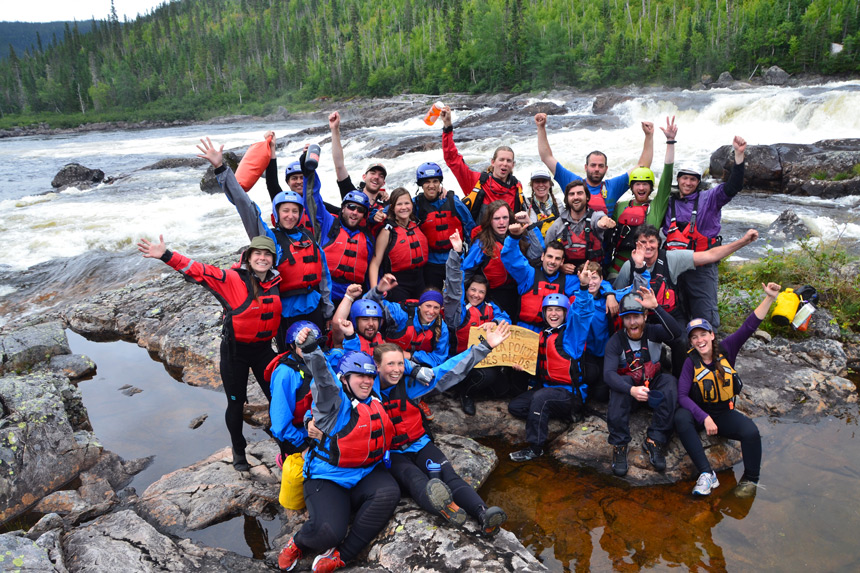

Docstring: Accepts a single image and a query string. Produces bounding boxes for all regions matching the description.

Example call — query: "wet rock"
[46,354,96,380]
[119,384,143,396]
[189,414,208,429]
[0,321,70,375]
[373,135,441,159]
[199,151,240,193]
[714,71,735,86]
[763,65,790,85]
[0,531,64,572]
[26,512,66,540]
[709,143,782,188]
[62,510,272,573]
[701,74,714,86]
[789,338,848,376]
[136,440,281,536]
[592,94,634,114]
[87,450,153,491]
[766,209,812,241]
[143,157,207,170]
[0,371,102,523]
[32,473,118,525]
[51,163,105,191]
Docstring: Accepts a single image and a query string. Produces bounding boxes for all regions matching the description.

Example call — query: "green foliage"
[719,237,860,334]
[811,170,830,180]
[0,0,858,125]
[853,164,860,176]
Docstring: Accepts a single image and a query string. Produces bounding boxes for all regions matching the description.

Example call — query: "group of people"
[137,107,774,572]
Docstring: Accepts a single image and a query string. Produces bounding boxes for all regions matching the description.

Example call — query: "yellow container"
[772,288,800,326]
[279,453,306,510]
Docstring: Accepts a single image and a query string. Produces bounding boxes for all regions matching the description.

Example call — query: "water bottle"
[425,459,442,480]
[305,144,321,171]
[423,101,444,126]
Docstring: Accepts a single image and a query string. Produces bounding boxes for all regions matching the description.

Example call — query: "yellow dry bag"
[278,453,306,510]
[772,288,800,326]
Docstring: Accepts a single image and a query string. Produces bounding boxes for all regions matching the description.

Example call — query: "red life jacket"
[357,332,385,355]
[519,266,568,327]
[456,302,495,353]
[609,202,650,273]
[222,267,282,343]
[415,193,464,252]
[480,238,511,289]
[314,395,394,468]
[381,380,427,450]
[665,194,721,252]
[558,210,604,265]
[537,328,580,388]
[587,182,609,214]
[264,352,313,427]
[321,219,372,284]
[273,228,324,297]
[464,172,524,222]
[387,302,438,354]
[616,336,661,386]
[628,250,681,317]
[385,222,429,273]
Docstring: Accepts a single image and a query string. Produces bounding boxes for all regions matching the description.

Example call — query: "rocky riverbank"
[1,251,858,570]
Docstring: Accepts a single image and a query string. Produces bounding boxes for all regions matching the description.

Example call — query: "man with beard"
[535,113,655,215]
[332,284,385,355]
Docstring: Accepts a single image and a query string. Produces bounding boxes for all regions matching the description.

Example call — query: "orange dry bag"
[235,136,273,192]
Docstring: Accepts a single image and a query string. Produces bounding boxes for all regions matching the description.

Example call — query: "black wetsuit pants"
[509,386,578,450]
[219,338,275,456]
[674,407,762,481]
[607,372,677,446]
[389,441,485,518]
[294,465,400,562]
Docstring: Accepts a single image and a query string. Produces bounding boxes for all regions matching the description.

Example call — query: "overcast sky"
[3,0,168,23]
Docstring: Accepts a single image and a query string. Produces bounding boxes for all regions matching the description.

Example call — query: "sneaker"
[277,537,302,571]
[311,548,344,573]
[232,449,250,472]
[509,446,543,462]
[425,478,467,527]
[276,453,286,470]
[479,506,508,538]
[611,445,628,476]
[734,479,759,499]
[643,438,666,472]
[418,399,434,421]
[460,393,476,416]
[692,471,720,496]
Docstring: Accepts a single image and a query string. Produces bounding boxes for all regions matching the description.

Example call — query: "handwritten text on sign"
[467,324,540,375]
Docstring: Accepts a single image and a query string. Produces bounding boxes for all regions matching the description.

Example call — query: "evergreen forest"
[1,0,858,126]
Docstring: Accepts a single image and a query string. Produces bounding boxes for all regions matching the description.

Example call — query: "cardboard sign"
[466,324,540,375]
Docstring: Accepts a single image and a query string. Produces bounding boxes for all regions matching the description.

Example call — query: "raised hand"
[485,321,512,348]
[641,121,654,136]
[733,135,747,155]
[345,283,363,299]
[449,230,463,253]
[514,211,530,225]
[534,113,547,128]
[137,235,167,259]
[195,137,223,168]
[378,273,398,293]
[329,111,341,131]
[630,244,645,268]
[338,318,355,337]
[635,286,658,310]
[762,282,781,298]
[660,116,678,140]
[507,223,525,236]
[440,106,452,128]
[743,229,759,244]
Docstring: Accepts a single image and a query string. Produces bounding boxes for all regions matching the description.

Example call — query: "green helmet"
[629,167,655,189]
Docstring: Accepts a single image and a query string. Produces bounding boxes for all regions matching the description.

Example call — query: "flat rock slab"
[0,321,70,375]
[0,531,64,572]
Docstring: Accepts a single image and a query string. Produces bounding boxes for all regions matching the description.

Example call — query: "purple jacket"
[662,162,744,239]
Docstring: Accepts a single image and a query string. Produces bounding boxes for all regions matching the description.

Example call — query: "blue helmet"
[416,162,444,185]
[541,293,571,315]
[342,190,371,212]
[284,320,322,346]
[272,191,304,225]
[337,351,377,378]
[284,161,302,180]
[350,299,383,323]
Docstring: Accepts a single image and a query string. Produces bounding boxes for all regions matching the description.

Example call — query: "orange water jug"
[423,101,444,126]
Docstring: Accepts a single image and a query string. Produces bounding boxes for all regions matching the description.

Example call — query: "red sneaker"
[418,399,434,421]
[312,548,345,573]
[276,453,285,470]
[277,537,302,571]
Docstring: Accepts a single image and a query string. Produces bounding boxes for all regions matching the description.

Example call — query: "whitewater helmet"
[541,293,571,316]
[629,167,656,189]
[284,161,302,180]
[342,190,371,213]
[676,168,702,182]
[272,191,304,225]
[416,162,444,185]
[618,293,645,316]
[284,320,322,346]
[337,351,377,378]
[350,300,383,323]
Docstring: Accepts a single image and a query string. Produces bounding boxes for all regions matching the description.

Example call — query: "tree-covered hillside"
[0,21,96,61]
[1,0,857,123]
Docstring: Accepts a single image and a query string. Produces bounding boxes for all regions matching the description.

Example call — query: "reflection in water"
[480,416,860,572]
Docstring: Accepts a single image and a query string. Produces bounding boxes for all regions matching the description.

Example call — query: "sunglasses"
[344,203,367,214]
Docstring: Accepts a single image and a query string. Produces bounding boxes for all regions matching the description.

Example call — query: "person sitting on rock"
[674,282,780,497]
[443,230,512,415]
[371,325,510,536]
[137,234,281,473]
[602,289,682,477]
[278,335,400,573]
[198,137,334,349]
[613,225,760,376]
[508,267,597,463]
[439,105,527,222]
[662,135,748,330]
[413,161,476,289]
[535,112,655,215]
